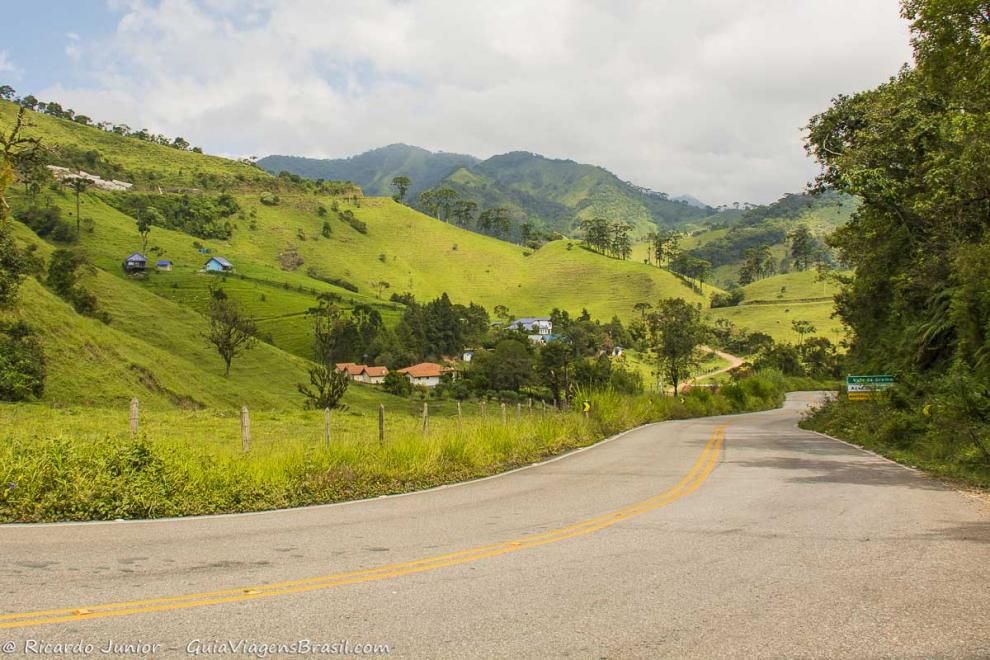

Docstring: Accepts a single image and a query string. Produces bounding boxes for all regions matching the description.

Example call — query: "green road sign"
[847,375,895,400]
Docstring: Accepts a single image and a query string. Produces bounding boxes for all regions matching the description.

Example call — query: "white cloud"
[0,50,18,75]
[41,0,913,204]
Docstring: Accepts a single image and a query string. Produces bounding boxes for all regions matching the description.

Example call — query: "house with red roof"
[335,363,365,379]
[356,365,389,384]
[397,362,449,388]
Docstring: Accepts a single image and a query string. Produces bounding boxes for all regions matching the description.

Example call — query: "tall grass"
[0,373,787,523]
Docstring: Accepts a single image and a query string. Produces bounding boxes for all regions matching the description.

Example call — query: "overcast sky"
[4,1,913,205]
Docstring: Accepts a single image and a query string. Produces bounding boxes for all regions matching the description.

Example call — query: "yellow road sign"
[582,400,591,413]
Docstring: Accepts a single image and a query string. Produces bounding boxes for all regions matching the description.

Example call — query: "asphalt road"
[2,392,989,658]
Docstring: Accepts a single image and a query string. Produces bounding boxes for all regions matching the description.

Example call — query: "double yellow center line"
[0,425,726,630]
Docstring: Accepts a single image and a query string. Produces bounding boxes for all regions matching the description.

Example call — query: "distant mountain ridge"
[258,145,478,199]
[259,145,712,236]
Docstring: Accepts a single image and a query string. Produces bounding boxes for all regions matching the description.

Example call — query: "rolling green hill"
[705,270,848,345]
[1,100,720,411]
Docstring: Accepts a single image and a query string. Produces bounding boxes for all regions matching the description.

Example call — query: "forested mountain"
[261,147,712,238]
[258,144,478,199]
[438,151,710,236]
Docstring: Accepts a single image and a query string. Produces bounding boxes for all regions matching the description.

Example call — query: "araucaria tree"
[646,298,708,395]
[298,300,349,409]
[66,176,91,237]
[390,176,411,203]
[203,287,257,376]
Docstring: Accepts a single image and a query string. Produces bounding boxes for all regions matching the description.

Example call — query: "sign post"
[846,375,895,401]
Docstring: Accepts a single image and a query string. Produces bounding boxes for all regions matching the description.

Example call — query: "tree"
[66,176,91,237]
[791,319,817,339]
[1,106,40,308]
[580,217,610,254]
[478,207,511,239]
[788,225,815,271]
[432,187,458,222]
[633,302,653,319]
[451,199,477,227]
[0,85,14,101]
[474,339,533,391]
[390,176,411,203]
[418,189,439,217]
[610,222,633,259]
[537,340,575,403]
[203,288,257,376]
[297,361,350,410]
[383,370,412,396]
[371,280,391,299]
[646,298,708,395]
[805,0,990,374]
[0,320,46,401]
[136,208,161,253]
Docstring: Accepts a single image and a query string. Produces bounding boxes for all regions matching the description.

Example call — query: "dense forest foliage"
[805,0,990,483]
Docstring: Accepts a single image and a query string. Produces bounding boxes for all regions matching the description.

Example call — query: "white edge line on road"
[3,393,817,530]
[806,429,920,473]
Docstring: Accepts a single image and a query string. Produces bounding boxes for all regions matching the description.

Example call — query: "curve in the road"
[0,426,726,630]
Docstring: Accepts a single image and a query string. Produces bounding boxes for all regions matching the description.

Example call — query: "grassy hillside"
[738,270,842,303]
[0,101,264,189]
[707,299,845,344]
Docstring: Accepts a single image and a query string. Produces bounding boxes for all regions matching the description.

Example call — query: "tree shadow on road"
[726,455,948,491]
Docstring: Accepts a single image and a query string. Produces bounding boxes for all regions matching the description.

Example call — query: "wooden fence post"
[516,402,521,421]
[528,398,532,413]
[457,401,462,420]
[501,402,507,424]
[480,400,486,417]
[129,398,139,439]
[240,405,250,453]
[378,404,385,445]
[324,407,331,448]
[422,402,429,437]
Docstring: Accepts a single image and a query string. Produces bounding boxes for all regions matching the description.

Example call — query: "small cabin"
[123,252,148,273]
[204,257,233,273]
[156,260,173,272]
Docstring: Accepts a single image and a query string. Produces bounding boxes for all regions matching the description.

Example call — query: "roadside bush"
[0,321,46,401]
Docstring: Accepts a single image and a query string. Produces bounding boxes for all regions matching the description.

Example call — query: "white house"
[356,366,389,384]
[398,362,448,388]
[505,317,553,343]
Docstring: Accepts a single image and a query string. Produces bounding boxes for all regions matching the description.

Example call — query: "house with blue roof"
[122,252,148,273]
[156,260,173,272]
[204,257,233,273]
[504,316,553,344]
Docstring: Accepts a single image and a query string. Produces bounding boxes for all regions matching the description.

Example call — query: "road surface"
[2,392,988,658]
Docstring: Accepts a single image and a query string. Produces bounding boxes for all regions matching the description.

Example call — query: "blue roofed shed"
[204,257,233,272]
